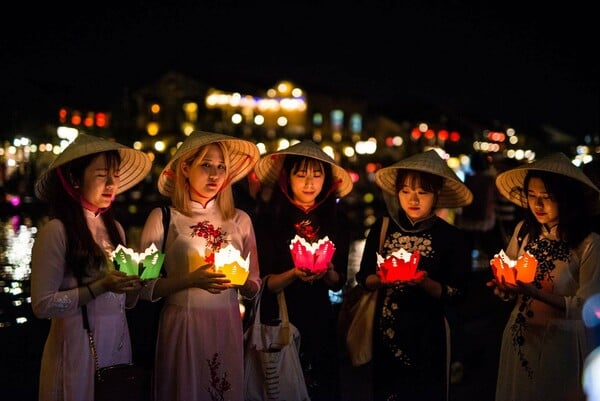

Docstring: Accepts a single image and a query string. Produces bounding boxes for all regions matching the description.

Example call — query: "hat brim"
[35,133,151,201]
[375,150,473,208]
[496,152,600,213]
[254,140,353,197]
[158,131,260,197]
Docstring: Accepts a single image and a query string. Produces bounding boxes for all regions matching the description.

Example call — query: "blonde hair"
[170,142,236,220]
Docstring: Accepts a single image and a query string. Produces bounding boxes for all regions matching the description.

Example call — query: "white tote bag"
[244,287,310,401]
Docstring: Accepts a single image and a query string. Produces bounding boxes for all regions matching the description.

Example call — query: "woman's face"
[183,144,227,204]
[80,153,121,209]
[290,161,325,209]
[527,177,559,228]
[398,178,436,222]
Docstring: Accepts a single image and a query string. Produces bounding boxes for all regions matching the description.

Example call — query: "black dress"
[356,212,470,401]
[255,197,351,401]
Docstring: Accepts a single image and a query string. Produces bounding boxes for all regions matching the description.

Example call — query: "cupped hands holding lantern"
[188,262,231,294]
[295,261,335,284]
[486,275,540,302]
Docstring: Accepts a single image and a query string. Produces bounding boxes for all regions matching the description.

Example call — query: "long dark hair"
[44,151,124,282]
[522,170,591,248]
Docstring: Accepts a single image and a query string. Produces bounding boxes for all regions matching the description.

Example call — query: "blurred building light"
[57,126,79,142]
[146,122,160,136]
[256,142,267,155]
[276,116,288,127]
[231,113,243,124]
[343,146,355,158]
[276,138,291,151]
[154,141,166,153]
[322,145,335,160]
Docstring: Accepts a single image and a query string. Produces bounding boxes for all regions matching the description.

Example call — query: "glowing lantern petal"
[376,249,421,282]
[289,235,336,274]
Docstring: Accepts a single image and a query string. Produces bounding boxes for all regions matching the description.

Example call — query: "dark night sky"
[1,2,597,141]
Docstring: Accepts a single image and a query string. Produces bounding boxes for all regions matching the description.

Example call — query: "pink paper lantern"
[290,235,336,274]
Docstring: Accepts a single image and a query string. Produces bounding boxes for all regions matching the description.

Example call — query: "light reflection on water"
[0,215,37,328]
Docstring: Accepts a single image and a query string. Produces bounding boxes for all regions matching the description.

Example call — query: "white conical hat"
[35,133,151,201]
[496,152,600,212]
[158,130,259,196]
[375,149,473,208]
[254,140,353,197]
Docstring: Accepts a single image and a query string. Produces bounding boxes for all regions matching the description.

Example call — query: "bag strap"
[161,205,170,253]
[160,205,171,276]
[247,280,291,350]
[81,305,102,379]
[379,216,389,254]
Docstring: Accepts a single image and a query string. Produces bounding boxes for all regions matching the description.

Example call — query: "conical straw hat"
[158,130,260,196]
[496,152,600,211]
[35,133,152,201]
[375,149,473,208]
[254,140,353,197]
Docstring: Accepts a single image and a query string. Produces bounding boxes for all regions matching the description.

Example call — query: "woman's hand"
[101,270,142,294]
[486,277,517,302]
[188,263,231,294]
[295,267,320,283]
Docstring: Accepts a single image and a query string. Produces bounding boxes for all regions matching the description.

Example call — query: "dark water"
[0,215,48,400]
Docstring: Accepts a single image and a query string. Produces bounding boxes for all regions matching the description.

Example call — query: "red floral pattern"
[190,221,227,263]
[294,219,319,243]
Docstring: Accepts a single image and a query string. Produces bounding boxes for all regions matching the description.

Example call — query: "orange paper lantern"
[490,250,538,285]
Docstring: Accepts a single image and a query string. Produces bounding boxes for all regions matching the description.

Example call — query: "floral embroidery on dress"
[378,232,436,365]
[510,237,569,379]
[206,352,231,401]
[385,232,434,258]
[380,292,412,366]
[294,219,319,243]
[190,221,227,263]
[53,293,72,312]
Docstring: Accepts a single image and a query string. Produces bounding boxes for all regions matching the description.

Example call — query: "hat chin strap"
[56,167,111,216]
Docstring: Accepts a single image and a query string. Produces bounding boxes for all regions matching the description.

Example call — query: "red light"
[96,113,107,127]
[71,114,82,125]
[59,108,67,123]
[84,114,94,127]
[450,131,461,142]
[438,130,449,141]
[411,128,421,140]
[424,129,435,139]
[366,163,378,173]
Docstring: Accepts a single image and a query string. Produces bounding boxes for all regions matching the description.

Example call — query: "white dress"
[139,200,260,401]
[31,209,133,401]
[495,221,600,401]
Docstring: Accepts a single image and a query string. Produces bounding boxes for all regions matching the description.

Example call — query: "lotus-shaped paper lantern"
[490,250,538,285]
[376,249,422,282]
[213,244,250,285]
[111,243,164,279]
[289,235,336,274]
